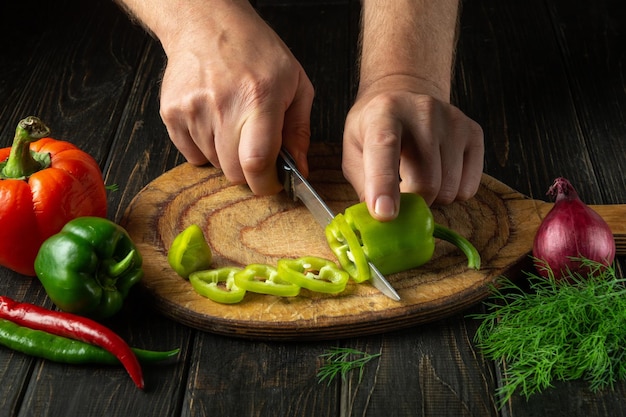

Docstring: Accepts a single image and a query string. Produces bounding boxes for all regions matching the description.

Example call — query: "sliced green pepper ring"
[324,213,370,283]
[189,267,246,304]
[277,257,349,294]
[234,264,301,297]
[168,224,213,279]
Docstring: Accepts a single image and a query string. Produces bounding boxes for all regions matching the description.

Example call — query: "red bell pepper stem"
[0,296,144,389]
[1,116,51,179]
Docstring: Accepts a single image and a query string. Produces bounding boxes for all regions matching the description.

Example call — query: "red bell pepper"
[0,116,108,276]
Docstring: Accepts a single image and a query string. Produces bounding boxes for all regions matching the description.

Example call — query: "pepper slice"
[168,224,213,279]
[324,213,370,282]
[189,267,246,304]
[234,264,301,297]
[277,256,349,294]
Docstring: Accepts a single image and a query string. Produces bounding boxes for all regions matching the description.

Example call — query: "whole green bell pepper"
[326,193,480,279]
[34,216,143,319]
[344,193,435,276]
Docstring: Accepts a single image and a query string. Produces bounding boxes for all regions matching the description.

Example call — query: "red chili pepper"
[0,296,144,389]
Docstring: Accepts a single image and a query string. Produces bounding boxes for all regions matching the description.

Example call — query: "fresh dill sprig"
[472,258,626,406]
[105,183,119,192]
[317,347,381,386]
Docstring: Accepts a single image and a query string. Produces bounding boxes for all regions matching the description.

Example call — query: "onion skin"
[532,177,615,280]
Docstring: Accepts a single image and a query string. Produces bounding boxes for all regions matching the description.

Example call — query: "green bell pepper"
[326,193,481,279]
[189,267,246,304]
[277,256,349,294]
[34,216,143,319]
[234,264,301,297]
[344,193,435,276]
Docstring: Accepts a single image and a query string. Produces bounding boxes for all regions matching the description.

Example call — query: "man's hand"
[342,75,484,220]
[345,0,484,220]
[118,0,314,195]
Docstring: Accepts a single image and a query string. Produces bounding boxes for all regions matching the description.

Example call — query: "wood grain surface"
[121,144,626,340]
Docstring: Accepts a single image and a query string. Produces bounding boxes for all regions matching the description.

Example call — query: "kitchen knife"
[277,148,401,301]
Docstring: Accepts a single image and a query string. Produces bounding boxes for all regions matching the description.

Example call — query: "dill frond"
[317,347,381,386]
[471,259,626,405]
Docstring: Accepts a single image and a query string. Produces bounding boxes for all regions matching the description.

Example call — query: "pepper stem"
[106,250,137,277]
[433,224,481,270]
[1,116,51,179]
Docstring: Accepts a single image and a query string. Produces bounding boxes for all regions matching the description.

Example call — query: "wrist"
[117,0,256,55]
[356,73,451,104]
[358,0,459,102]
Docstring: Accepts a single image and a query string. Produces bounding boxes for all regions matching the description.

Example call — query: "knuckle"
[159,102,179,125]
[455,188,474,201]
[366,93,403,114]
[415,94,438,112]
[160,91,208,122]
[457,176,482,201]
[238,76,275,108]
[286,120,311,141]
[468,118,484,137]
[301,78,315,100]
[367,130,399,149]
[435,188,457,205]
[401,179,439,205]
[220,163,246,185]
[241,154,273,176]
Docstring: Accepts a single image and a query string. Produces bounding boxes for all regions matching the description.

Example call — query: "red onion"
[532,177,615,280]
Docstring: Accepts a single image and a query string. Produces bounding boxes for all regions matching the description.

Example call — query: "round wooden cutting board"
[120,147,549,340]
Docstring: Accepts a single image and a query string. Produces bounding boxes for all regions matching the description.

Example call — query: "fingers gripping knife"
[276,148,401,301]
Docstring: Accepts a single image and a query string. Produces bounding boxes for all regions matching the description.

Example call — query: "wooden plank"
[257,2,360,143]
[102,37,186,222]
[17,294,191,416]
[341,309,499,417]
[454,0,595,200]
[182,334,338,417]
[544,0,626,204]
[0,0,148,165]
[0,280,48,417]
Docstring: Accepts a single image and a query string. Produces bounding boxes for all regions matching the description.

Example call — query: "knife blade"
[277,148,401,301]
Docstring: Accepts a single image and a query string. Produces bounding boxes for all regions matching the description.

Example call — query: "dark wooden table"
[1,0,625,416]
